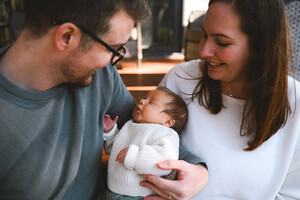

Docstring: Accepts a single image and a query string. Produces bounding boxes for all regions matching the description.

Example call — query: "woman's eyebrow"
[201,25,233,39]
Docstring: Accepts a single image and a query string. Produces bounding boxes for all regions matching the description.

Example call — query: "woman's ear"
[164,118,175,128]
[54,23,80,51]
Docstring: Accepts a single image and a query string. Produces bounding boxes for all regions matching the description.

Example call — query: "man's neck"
[0,35,63,91]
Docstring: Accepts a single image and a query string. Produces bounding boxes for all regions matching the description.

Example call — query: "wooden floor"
[117,57,184,102]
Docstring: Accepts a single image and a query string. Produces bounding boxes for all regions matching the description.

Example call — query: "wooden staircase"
[120,73,165,102]
[117,57,183,102]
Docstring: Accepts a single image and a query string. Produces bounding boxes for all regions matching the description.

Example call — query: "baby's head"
[132,87,188,132]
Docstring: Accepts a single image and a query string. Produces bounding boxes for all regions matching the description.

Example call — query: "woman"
[145,0,300,199]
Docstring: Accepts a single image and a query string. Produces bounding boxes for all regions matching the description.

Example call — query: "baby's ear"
[164,118,175,128]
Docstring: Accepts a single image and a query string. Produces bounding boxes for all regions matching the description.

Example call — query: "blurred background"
[0,0,209,59]
[1,0,299,101]
[0,0,210,102]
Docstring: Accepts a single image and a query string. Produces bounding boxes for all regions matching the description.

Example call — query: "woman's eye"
[202,33,208,39]
[216,40,229,47]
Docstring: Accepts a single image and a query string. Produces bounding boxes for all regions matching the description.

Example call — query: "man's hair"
[156,87,188,133]
[23,0,150,40]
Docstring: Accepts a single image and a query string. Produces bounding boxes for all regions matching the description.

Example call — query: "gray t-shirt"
[0,46,135,200]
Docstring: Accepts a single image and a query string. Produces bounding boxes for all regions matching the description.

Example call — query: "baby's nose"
[139,99,145,105]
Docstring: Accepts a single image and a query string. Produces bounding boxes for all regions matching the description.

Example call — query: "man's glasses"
[52,20,126,66]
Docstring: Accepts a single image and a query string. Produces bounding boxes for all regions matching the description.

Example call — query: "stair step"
[120,73,165,86]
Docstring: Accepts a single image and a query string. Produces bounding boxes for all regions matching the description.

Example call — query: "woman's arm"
[276,139,300,199]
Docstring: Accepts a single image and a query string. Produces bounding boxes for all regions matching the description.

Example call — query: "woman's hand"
[141,160,208,200]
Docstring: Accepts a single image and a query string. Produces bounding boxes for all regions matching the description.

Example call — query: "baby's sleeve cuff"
[103,123,118,141]
[124,144,140,170]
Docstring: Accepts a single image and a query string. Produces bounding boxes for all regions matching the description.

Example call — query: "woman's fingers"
[141,160,208,200]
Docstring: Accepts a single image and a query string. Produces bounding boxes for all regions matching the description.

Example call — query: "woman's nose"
[199,39,214,59]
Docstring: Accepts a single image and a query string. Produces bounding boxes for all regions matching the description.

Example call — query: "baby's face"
[132,90,173,125]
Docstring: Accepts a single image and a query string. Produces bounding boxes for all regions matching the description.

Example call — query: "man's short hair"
[23,0,150,41]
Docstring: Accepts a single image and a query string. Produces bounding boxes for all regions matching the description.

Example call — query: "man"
[0,0,208,199]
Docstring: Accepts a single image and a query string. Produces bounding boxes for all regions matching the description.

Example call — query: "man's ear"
[54,23,81,51]
[164,118,175,128]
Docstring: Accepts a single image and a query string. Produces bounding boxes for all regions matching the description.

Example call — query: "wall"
[183,0,209,26]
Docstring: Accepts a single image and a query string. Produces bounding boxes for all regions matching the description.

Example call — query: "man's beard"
[59,50,94,87]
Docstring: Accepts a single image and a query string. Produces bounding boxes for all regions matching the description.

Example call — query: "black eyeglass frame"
[52,20,126,66]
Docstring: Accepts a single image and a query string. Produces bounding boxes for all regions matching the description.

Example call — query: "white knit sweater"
[103,120,179,197]
[160,59,300,200]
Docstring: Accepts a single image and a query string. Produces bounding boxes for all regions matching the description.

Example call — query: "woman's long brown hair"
[193,0,294,151]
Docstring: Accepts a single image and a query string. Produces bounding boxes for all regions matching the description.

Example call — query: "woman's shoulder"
[160,59,203,100]
[288,76,300,96]
[288,76,300,109]
[161,59,203,85]
[167,59,202,76]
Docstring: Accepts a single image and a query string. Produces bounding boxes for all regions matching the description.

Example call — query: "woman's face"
[199,2,250,87]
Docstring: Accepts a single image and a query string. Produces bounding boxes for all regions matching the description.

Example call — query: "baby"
[101,86,188,199]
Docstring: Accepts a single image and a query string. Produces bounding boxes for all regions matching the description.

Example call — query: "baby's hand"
[103,114,118,133]
[116,147,129,163]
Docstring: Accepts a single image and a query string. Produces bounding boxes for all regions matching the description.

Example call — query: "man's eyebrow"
[110,43,126,48]
[201,25,233,39]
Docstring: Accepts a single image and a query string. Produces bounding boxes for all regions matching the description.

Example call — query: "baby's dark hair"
[156,87,188,133]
